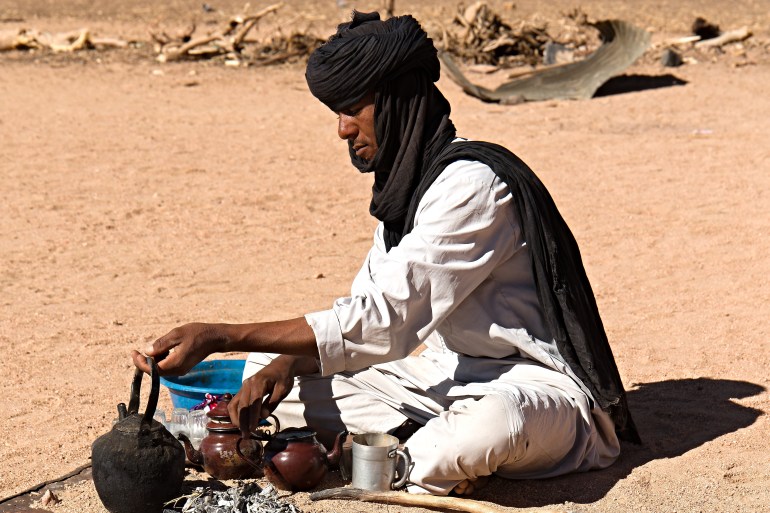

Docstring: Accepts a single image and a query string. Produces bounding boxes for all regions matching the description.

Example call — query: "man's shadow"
[474,377,765,508]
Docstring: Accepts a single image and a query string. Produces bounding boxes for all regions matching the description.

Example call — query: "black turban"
[306,11,639,444]
[306,11,457,244]
[306,12,440,112]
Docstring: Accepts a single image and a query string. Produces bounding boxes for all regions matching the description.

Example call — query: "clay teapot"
[91,357,185,513]
[239,426,347,491]
[178,393,267,480]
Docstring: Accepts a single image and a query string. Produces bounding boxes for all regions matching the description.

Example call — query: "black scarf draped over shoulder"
[412,141,640,443]
[306,11,639,443]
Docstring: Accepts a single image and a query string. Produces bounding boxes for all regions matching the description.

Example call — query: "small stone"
[661,48,683,67]
[41,489,59,506]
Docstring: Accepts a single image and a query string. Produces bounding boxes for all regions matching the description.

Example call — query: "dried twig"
[255,48,305,65]
[154,2,284,62]
[383,0,395,18]
[694,26,751,48]
[0,27,128,52]
[49,29,91,52]
[0,29,36,51]
[160,34,221,61]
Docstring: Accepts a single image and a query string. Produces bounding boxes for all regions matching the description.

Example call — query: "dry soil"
[1,1,769,513]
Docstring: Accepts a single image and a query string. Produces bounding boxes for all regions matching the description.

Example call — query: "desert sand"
[1,1,769,512]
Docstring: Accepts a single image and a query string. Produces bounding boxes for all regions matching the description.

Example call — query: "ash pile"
[164,482,301,513]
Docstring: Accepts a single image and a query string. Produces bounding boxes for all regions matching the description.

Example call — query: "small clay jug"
[91,357,185,513]
[239,427,347,491]
[179,393,266,480]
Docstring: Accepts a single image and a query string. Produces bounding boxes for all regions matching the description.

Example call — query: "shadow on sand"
[593,73,688,97]
[473,377,765,508]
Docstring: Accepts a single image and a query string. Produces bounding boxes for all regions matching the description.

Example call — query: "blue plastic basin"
[159,359,246,410]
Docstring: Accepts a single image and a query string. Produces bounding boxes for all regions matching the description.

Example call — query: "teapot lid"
[205,393,239,432]
[273,427,316,441]
[206,393,233,421]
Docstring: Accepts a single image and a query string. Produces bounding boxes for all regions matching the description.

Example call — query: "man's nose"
[337,114,357,140]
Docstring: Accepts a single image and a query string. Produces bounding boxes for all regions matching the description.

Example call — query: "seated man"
[133,11,639,496]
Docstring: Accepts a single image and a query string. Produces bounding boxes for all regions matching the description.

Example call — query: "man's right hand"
[227,355,319,436]
[132,322,228,375]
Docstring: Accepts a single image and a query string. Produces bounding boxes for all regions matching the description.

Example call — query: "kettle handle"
[126,356,159,428]
[235,414,279,471]
[235,437,264,472]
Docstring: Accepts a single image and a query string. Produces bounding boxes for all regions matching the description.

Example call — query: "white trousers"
[244,352,620,495]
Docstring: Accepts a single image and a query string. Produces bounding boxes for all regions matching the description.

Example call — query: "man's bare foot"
[452,475,489,496]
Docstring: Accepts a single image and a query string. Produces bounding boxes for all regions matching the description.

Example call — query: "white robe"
[245,158,620,494]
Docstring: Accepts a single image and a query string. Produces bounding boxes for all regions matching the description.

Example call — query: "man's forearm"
[219,316,320,358]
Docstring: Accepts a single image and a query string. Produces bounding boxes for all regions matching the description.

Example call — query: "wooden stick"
[383,0,395,18]
[231,17,260,48]
[695,26,751,48]
[255,48,305,65]
[50,29,90,52]
[665,35,702,45]
[90,36,129,48]
[0,29,22,51]
[309,487,565,513]
[649,35,700,51]
[160,34,220,61]
[232,2,284,47]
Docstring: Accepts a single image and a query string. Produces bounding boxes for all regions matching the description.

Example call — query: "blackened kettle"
[91,357,185,513]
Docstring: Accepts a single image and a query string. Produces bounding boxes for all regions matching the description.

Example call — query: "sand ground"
[1,1,769,512]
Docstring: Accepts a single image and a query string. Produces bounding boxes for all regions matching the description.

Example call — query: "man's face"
[337,92,377,161]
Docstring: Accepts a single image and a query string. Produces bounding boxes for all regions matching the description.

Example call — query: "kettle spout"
[178,433,204,466]
[117,403,127,421]
[325,430,348,467]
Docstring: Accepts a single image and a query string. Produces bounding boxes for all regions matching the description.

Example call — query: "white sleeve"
[305,160,520,375]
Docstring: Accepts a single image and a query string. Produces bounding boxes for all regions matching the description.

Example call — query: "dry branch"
[154,2,284,62]
[309,487,566,513]
[694,26,752,48]
[0,29,33,51]
[440,1,581,67]
[0,27,127,52]
[161,34,221,61]
[49,29,91,52]
[383,0,395,18]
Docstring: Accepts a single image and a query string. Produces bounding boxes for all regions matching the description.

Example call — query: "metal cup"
[351,433,411,491]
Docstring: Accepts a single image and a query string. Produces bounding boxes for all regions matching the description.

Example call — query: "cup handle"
[391,448,411,489]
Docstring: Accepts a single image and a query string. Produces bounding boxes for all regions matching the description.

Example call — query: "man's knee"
[408,394,518,477]
[406,390,583,480]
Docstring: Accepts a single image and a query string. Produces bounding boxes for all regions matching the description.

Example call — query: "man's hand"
[132,322,228,375]
[228,355,319,436]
